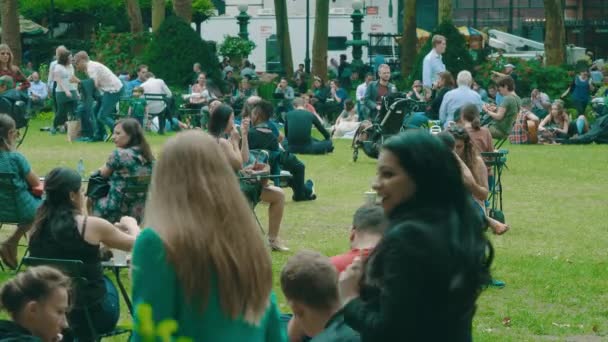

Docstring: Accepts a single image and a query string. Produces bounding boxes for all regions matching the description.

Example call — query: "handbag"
[86,174,110,199]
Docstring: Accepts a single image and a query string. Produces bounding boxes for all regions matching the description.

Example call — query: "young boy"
[128,86,147,127]
[281,250,360,342]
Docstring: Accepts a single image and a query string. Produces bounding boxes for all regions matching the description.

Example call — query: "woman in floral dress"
[92,118,154,223]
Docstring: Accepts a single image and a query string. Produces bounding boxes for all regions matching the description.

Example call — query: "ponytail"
[461,103,481,131]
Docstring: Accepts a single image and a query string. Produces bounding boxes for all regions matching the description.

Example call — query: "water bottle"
[77,159,85,178]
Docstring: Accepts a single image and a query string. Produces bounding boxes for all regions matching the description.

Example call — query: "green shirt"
[129,97,147,118]
[0,151,41,222]
[131,228,286,342]
[284,109,330,146]
[493,94,521,138]
[311,309,360,342]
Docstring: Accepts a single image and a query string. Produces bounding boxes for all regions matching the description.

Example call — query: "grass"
[2,118,608,341]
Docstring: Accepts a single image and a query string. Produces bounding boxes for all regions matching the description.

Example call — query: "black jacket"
[0,320,40,341]
[343,205,481,341]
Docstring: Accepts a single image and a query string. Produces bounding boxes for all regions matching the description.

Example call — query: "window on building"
[328,36,347,51]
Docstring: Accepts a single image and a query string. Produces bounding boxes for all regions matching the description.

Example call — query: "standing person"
[140,72,173,134]
[131,131,285,341]
[47,46,67,115]
[128,87,148,127]
[362,64,397,120]
[284,98,334,155]
[422,35,447,92]
[339,130,492,341]
[52,49,79,134]
[0,44,29,91]
[73,51,124,142]
[356,73,373,120]
[483,76,522,139]
[562,69,594,116]
[0,114,43,270]
[0,266,70,341]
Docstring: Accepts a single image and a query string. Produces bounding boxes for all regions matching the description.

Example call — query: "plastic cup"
[111,249,128,265]
[364,191,377,205]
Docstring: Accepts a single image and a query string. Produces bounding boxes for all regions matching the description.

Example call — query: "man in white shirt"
[356,73,374,120]
[74,51,124,141]
[141,72,173,134]
[422,35,447,92]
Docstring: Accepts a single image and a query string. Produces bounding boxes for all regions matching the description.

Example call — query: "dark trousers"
[280,152,313,200]
[287,138,334,155]
[54,91,77,129]
[95,91,121,139]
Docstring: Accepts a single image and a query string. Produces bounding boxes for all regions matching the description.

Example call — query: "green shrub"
[143,16,222,88]
[91,29,151,74]
[408,20,474,87]
[218,36,256,59]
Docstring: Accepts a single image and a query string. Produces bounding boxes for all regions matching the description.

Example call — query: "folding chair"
[481,150,508,223]
[239,173,293,235]
[119,175,151,224]
[22,257,131,341]
[0,172,33,271]
[144,93,169,133]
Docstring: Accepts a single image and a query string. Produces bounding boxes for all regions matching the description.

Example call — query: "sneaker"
[268,238,289,252]
[305,179,316,199]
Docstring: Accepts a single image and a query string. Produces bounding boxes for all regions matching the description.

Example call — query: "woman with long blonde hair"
[131,130,284,341]
[0,44,29,91]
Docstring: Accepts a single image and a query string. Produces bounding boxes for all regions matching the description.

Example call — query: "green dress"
[131,228,286,342]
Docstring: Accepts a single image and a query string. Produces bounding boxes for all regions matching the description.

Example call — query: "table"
[102,260,133,316]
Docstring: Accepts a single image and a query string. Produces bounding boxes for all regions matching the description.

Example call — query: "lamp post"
[304,0,311,74]
[346,1,367,71]
[236,4,251,40]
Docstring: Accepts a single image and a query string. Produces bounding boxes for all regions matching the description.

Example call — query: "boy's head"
[281,250,340,337]
[132,87,144,97]
[0,75,14,93]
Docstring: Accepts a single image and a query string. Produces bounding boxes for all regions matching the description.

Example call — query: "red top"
[0,68,30,90]
[331,248,373,273]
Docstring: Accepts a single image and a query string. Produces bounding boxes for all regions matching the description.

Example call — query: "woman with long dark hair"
[339,130,493,341]
[52,49,78,133]
[209,104,289,251]
[91,118,154,224]
[29,167,140,340]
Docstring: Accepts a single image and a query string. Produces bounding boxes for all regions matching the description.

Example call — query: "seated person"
[538,99,588,142]
[90,119,155,224]
[284,98,334,155]
[439,70,483,128]
[29,167,140,340]
[0,266,70,341]
[27,71,48,111]
[281,250,360,342]
[323,79,349,123]
[406,80,427,101]
[331,205,387,273]
[275,77,295,114]
[249,100,316,202]
[232,77,257,113]
[0,114,42,269]
[189,72,215,109]
[482,76,522,139]
[209,104,289,251]
[530,88,551,118]
[509,97,540,144]
[332,99,360,138]
[459,104,494,154]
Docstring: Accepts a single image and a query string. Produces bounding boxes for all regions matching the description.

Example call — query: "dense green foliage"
[218,35,256,59]
[409,20,474,86]
[91,29,151,75]
[142,16,221,87]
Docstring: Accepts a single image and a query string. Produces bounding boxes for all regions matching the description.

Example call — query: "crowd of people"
[0,38,605,341]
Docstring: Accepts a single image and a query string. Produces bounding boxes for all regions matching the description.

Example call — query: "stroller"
[352,93,426,161]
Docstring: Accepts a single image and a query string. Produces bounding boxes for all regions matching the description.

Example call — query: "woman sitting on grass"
[29,167,140,341]
[208,104,288,251]
[131,130,285,341]
[0,114,42,270]
[538,100,588,142]
[332,99,360,138]
[0,266,70,341]
[90,118,154,224]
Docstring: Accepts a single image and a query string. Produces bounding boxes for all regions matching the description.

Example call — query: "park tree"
[173,0,192,23]
[1,0,21,64]
[152,0,165,31]
[126,0,144,33]
[437,0,452,24]
[312,0,329,80]
[400,0,417,78]
[274,0,293,78]
[543,0,565,66]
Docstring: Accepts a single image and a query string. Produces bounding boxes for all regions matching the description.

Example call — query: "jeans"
[54,91,77,129]
[286,138,334,155]
[66,276,120,341]
[280,152,313,200]
[95,90,122,140]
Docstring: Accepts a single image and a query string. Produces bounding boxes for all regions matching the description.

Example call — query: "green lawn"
[2,118,607,341]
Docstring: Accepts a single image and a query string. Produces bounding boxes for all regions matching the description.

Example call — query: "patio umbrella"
[0,16,48,36]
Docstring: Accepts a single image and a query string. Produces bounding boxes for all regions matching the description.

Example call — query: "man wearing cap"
[492,63,519,90]
[422,35,447,91]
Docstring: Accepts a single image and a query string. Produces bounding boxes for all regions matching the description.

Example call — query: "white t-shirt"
[54,64,77,93]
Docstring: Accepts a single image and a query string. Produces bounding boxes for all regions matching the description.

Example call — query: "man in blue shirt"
[439,70,483,128]
[27,72,48,112]
[422,35,447,92]
[126,64,148,96]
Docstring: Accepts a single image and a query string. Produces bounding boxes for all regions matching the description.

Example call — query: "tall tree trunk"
[312,0,329,80]
[274,0,294,78]
[401,0,417,78]
[544,0,565,66]
[152,0,166,32]
[1,0,21,65]
[173,0,193,23]
[437,0,452,24]
[125,0,144,33]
